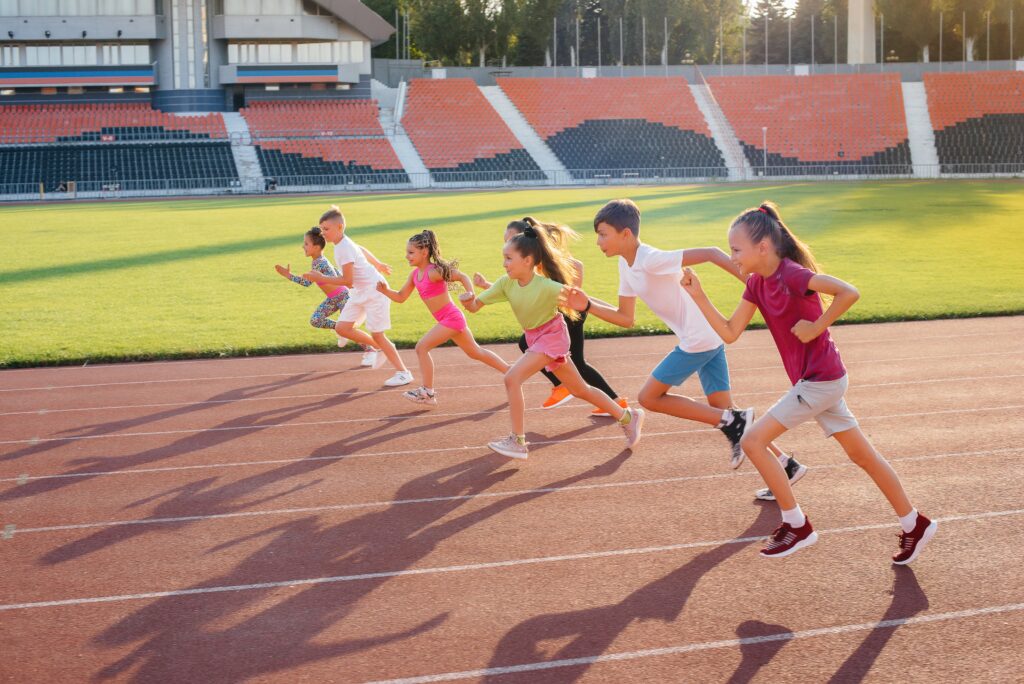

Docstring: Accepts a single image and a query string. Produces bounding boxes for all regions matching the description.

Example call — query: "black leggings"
[518,311,618,399]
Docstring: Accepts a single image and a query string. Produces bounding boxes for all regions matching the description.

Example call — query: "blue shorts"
[651,344,731,395]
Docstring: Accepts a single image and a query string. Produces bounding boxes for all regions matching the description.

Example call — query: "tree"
[747,0,790,65]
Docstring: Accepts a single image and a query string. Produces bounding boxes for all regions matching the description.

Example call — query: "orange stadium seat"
[0,103,227,144]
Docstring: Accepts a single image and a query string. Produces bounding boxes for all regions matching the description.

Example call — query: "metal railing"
[2,163,1022,202]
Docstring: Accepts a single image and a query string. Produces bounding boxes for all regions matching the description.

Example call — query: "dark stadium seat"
[924,71,1024,174]
[0,103,226,143]
[254,139,409,186]
[497,77,726,179]
[708,73,912,175]
[402,79,545,182]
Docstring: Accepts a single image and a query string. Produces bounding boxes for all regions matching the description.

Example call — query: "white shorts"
[766,374,859,438]
[338,286,391,333]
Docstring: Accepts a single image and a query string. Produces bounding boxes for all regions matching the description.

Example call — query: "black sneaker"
[755,456,808,501]
[718,408,753,469]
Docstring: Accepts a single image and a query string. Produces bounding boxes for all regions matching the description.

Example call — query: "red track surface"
[1,317,1022,683]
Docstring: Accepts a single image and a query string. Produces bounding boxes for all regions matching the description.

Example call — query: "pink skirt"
[524,315,571,372]
[432,301,467,332]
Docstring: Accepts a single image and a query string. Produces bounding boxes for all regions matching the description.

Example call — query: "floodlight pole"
[642,16,647,76]
[553,17,557,76]
[597,17,602,75]
[619,17,624,76]
[762,127,767,172]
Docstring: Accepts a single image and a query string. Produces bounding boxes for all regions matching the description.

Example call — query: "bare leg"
[706,389,786,458]
[335,320,377,348]
[740,416,794,509]
[504,352,551,435]
[370,331,408,372]
[414,324,457,389]
[553,363,625,421]
[637,377,725,425]
[832,427,913,517]
[450,328,509,374]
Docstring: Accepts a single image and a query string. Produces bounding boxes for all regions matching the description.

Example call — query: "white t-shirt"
[618,243,722,353]
[332,236,381,291]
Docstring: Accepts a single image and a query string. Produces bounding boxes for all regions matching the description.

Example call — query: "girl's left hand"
[375,281,388,293]
[791,320,821,343]
[374,262,393,276]
[275,264,290,278]
[680,268,704,296]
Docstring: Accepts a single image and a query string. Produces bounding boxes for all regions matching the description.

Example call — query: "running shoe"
[760,519,818,558]
[620,407,645,449]
[384,370,413,387]
[754,456,808,501]
[591,397,629,417]
[893,514,938,565]
[360,350,378,367]
[402,386,438,408]
[541,386,573,409]
[488,434,528,459]
[718,407,754,469]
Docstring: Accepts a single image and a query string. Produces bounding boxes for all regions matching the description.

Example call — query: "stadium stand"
[0,142,238,193]
[241,100,408,185]
[0,103,226,144]
[924,71,1024,174]
[708,73,912,175]
[402,79,545,182]
[497,77,726,178]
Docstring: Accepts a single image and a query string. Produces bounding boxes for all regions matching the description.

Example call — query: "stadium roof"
[313,0,395,45]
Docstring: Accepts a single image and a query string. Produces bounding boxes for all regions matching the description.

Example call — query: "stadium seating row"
[0,103,226,143]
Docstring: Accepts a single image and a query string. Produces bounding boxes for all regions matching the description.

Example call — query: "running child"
[376,229,510,407]
[564,199,800,489]
[459,223,644,459]
[681,201,936,563]
[275,226,352,346]
[474,217,626,416]
[304,205,413,387]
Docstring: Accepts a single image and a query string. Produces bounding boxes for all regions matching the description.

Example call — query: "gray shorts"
[766,374,859,438]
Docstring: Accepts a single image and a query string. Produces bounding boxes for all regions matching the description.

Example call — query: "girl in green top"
[460,225,645,459]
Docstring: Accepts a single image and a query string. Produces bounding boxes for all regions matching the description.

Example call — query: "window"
[1,46,19,66]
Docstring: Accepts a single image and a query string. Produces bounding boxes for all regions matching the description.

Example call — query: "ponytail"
[507,216,581,253]
[305,226,326,249]
[408,229,458,282]
[508,225,580,321]
[732,201,819,273]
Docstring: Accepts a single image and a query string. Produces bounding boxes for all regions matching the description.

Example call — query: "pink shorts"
[328,285,348,299]
[524,315,571,372]
[433,301,467,332]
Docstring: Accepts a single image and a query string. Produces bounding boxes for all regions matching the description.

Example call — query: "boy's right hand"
[275,264,290,278]
[472,272,488,288]
[458,291,474,303]
[563,287,590,312]
[680,268,704,296]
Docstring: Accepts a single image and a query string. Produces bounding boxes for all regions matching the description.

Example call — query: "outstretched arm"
[376,272,415,303]
[472,272,492,291]
[458,291,486,313]
[450,268,475,296]
[305,262,354,288]
[359,246,392,276]
[680,268,756,343]
[563,287,637,329]
[791,274,860,342]
[276,263,313,287]
[682,247,745,283]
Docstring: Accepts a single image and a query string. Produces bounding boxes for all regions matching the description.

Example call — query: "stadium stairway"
[221,112,265,192]
[901,82,940,178]
[689,82,750,180]
[479,86,566,182]
[380,98,429,188]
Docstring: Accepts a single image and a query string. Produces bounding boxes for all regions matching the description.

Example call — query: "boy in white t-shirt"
[565,200,802,490]
[304,205,413,387]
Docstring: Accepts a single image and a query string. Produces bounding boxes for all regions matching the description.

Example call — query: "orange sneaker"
[541,386,573,409]
[591,397,629,417]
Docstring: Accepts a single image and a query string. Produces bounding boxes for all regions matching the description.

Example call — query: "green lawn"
[2,180,1022,368]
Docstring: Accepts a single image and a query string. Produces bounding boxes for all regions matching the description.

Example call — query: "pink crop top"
[414,266,448,299]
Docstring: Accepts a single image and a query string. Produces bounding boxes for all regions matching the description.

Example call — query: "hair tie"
[523,226,538,239]
[757,207,769,215]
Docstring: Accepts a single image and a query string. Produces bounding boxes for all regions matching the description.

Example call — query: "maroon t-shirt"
[742,258,847,385]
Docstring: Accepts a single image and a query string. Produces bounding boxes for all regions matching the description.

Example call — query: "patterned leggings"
[310,290,350,330]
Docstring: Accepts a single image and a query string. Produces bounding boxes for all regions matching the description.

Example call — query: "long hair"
[732,201,820,273]
[506,216,581,253]
[508,225,580,321]
[408,229,458,282]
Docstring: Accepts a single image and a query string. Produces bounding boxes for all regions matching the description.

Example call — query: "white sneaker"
[360,350,378,367]
[384,370,413,387]
[371,350,389,370]
[337,336,346,348]
[488,434,528,459]
[620,407,645,450]
[402,386,438,408]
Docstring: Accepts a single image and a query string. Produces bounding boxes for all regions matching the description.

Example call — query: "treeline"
[364,0,1024,67]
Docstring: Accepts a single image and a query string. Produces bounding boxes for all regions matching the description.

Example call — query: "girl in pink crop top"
[376,230,510,407]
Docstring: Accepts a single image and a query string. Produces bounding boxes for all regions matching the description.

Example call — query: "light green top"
[477,273,565,330]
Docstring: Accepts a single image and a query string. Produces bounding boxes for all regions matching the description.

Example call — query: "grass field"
[1,180,1022,368]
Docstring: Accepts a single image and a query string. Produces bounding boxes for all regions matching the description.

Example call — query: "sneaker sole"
[541,393,574,410]
[488,445,528,459]
[754,463,808,501]
[624,409,645,449]
[401,395,437,409]
[892,521,938,566]
[760,530,818,558]
[384,377,413,387]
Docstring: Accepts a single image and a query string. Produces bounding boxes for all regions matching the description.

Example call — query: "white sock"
[719,409,733,426]
[777,452,790,467]
[781,505,806,528]
[899,508,919,533]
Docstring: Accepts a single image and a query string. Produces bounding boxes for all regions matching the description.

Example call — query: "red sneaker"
[892,514,937,565]
[760,519,818,558]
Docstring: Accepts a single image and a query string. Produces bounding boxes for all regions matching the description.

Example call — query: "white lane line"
[3,404,1024,483]
[8,446,1021,536]
[365,602,1024,684]
[1,507,1021,612]
[2,386,1022,448]
[2,346,1020,394]
[4,370,1021,419]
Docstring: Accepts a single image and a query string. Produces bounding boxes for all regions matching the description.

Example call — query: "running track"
[1,317,1022,683]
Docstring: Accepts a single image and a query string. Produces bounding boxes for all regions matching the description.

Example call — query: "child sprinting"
[681,201,936,563]
[376,229,509,407]
[474,217,626,416]
[459,224,644,459]
[564,199,801,493]
[304,205,413,387]
[275,227,352,346]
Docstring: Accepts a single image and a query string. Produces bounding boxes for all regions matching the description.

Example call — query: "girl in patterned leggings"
[275,227,353,346]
